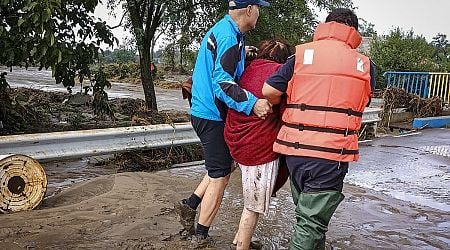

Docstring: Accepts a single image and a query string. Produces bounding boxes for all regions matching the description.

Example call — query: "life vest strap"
[283,122,357,136]
[275,139,359,155]
[285,103,363,117]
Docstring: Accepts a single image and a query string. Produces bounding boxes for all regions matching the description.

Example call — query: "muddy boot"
[250,239,263,249]
[174,199,197,235]
[289,191,344,250]
[189,234,213,249]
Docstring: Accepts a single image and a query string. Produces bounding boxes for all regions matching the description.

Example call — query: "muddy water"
[42,156,118,201]
[154,129,450,249]
[28,131,450,249]
[2,67,189,111]
[164,163,449,249]
[353,129,450,212]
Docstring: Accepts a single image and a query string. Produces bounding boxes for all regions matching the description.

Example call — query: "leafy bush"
[370,28,439,88]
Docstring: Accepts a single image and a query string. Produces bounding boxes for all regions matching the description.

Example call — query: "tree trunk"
[140,41,158,111]
[179,44,183,71]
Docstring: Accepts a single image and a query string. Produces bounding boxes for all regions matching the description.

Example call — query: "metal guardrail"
[384,71,450,104]
[0,109,381,162]
[0,123,200,162]
[362,107,382,124]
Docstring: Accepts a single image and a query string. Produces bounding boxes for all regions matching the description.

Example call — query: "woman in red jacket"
[224,39,292,249]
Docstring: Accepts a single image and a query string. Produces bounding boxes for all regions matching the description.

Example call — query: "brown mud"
[1,166,448,249]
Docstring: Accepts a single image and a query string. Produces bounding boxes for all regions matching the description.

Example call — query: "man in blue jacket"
[175,0,272,245]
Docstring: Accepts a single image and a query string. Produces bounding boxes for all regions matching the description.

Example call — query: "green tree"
[105,0,229,111]
[1,0,116,87]
[359,18,376,37]
[108,0,352,111]
[369,28,438,88]
[246,1,351,46]
[431,33,450,72]
[102,45,137,63]
[0,0,116,131]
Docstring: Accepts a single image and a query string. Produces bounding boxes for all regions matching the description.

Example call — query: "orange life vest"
[273,21,372,162]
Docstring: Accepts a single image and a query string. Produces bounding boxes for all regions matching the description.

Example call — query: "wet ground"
[2,66,189,111]
[165,129,450,249]
[11,128,444,249]
[355,129,450,212]
[1,67,449,249]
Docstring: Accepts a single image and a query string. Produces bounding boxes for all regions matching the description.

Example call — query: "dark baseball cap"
[228,0,270,9]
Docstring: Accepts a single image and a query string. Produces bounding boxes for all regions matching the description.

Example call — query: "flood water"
[163,139,450,249]
[354,129,450,212]
[39,129,450,249]
[2,66,189,111]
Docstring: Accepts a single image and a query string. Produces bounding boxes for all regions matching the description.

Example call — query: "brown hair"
[256,39,293,64]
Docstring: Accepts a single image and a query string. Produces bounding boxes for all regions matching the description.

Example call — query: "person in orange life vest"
[262,8,376,249]
[224,39,292,250]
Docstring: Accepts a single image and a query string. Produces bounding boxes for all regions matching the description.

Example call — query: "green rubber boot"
[289,191,344,250]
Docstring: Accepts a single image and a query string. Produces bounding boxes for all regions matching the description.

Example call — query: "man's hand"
[252,99,273,119]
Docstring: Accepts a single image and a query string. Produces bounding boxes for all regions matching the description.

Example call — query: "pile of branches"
[381,88,443,126]
[0,75,44,134]
[113,145,203,172]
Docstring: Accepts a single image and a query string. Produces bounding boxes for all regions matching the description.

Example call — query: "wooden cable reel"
[0,154,47,213]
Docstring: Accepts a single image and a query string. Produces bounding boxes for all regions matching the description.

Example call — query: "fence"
[384,72,450,104]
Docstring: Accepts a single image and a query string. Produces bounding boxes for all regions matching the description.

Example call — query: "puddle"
[437,221,450,228]
[387,190,450,212]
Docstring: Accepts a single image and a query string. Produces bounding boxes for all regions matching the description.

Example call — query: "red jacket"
[224,59,283,165]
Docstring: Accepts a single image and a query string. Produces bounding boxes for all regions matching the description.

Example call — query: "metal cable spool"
[0,154,47,213]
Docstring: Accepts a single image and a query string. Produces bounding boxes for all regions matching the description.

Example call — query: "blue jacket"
[191,15,257,121]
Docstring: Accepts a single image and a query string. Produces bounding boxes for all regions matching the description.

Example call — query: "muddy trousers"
[289,180,344,250]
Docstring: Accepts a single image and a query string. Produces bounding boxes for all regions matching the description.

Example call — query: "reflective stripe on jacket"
[274,21,372,162]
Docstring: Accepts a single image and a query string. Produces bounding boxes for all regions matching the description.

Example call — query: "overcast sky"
[350,0,449,41]
[95,0,449,48]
